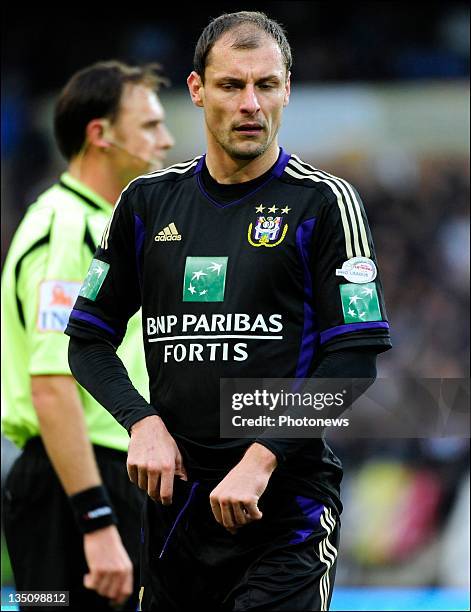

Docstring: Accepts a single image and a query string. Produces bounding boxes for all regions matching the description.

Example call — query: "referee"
[66,13,391,612]
[1,61,173,609]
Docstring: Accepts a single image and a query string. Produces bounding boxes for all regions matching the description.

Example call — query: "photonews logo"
[183,257,228,302]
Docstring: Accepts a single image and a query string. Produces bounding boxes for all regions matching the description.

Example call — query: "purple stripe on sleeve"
[134,213,145,289]
[271,147,291,177]
[321,321,390,344]
[70,309,118,337]
[295,218,318,378]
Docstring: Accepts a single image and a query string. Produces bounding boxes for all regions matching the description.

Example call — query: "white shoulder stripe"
[287,156,371,258]
[285,164,354,259]
[101,157,201,249]
[291,156,362,256]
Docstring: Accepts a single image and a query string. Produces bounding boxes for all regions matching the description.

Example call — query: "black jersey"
[66,149,391,514]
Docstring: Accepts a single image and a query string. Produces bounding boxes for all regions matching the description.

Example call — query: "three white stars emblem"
[254,205,290,215]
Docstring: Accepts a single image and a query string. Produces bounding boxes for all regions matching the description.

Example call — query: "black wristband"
[69,485,117,534]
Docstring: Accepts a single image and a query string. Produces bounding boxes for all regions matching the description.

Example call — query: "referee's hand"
[83,525,133,604]
[127,415,188,504]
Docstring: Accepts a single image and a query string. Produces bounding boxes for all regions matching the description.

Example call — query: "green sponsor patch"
[79,259,110,301]
[340,282,381,323]
[183,257,228,302]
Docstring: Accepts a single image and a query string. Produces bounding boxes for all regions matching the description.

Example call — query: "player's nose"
[239,85,260,115]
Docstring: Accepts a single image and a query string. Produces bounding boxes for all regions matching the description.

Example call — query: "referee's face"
[188,32,290,162]
[107,83,174,184]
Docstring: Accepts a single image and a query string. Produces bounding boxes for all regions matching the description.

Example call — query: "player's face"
[109,84,174,182]
[190,33,290,161]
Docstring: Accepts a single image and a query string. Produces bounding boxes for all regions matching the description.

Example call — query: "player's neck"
[205,141,279,184]
[68,154,121,206]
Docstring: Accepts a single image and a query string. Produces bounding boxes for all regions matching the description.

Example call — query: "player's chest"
[144,186,315,272]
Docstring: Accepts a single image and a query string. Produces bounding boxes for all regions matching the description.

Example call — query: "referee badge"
[247,215,288,248]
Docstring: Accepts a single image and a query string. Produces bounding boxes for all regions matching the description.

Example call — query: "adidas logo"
[155,222,182,242]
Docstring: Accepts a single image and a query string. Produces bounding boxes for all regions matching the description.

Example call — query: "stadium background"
[1,2,469,610]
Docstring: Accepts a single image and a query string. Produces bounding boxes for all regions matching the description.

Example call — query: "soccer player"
[66,13,391,612]
[1,61,174,610]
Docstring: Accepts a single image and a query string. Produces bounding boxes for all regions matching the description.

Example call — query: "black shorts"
[140,476,340,611]
[2,437,144,611]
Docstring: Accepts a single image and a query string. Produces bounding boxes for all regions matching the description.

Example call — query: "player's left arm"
[210,182,391,532]
[209,348,377,532]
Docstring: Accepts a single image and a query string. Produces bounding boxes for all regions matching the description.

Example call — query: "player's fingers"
[159,465,175,505]
[244,499,263,521]
[233,502,249,527]
[127,462,138,485]
[146,467,160,501]
[220,500,238,532]
[209,494,223,526]
[174,453,188,481]
[137,466,148,491]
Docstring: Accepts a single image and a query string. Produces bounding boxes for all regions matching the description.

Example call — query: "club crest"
[248,216,288,248]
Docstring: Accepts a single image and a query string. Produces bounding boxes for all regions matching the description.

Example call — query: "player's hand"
[127,415,188,504]
[209,443,277,534]
[83,525,133,604]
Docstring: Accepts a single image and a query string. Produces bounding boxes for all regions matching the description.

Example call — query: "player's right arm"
[66,186,187,504]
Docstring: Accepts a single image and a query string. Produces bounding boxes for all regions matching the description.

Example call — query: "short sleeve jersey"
[1,173,149,450]
[66,150,392,510]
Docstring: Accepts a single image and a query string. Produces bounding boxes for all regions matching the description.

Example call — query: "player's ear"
[86,118,112,150]
[283,72,291,107]
[187,71,205,108]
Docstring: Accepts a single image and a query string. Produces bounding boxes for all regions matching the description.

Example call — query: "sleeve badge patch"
[336,257,377,283]
[340,282,382,323]
[79,259,110,301]
[37,280,82,332]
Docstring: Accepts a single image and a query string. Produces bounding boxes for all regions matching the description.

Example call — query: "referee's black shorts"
[2,437,144,611]
[141,476,340,611]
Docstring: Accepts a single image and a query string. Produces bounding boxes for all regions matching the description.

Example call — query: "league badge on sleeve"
[336,257,377,283]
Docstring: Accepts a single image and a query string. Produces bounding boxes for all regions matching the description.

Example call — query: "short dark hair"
[54,60,167,161]
[194,11,292,82]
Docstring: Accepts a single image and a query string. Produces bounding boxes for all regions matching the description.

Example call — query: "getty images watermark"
[220,378,470,438]
[231,388,350,429]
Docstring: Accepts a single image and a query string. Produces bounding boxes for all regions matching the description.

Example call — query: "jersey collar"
[59,172,113,213]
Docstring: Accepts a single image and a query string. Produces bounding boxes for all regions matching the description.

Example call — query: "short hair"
[194,11,292,82]
[54,60,167,161]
